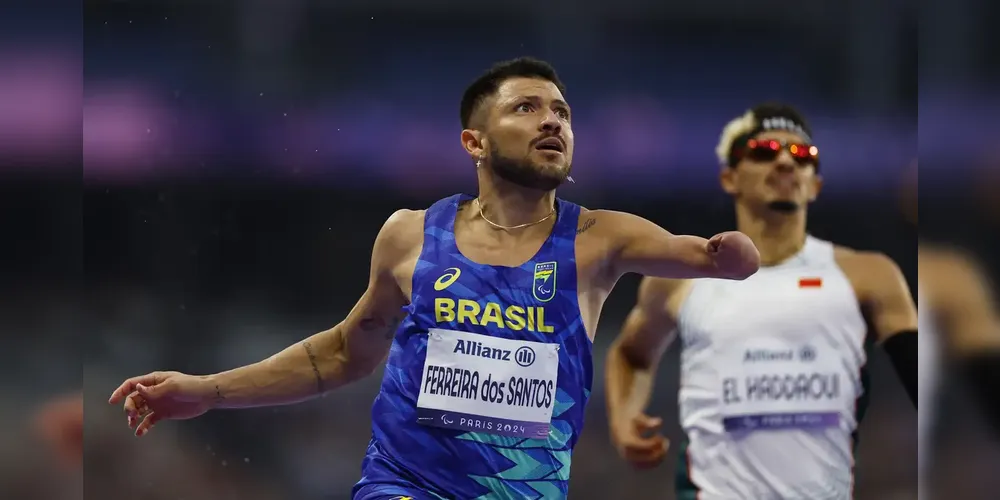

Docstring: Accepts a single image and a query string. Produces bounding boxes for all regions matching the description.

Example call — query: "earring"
[476,156,483,168]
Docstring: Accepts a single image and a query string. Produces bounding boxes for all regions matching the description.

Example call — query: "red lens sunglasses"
[741,139,819,166]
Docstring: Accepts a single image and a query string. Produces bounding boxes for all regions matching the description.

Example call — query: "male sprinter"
[908,165,1000,497]
[918,247,1000,498]
[108,57,760,500]
[605,103,918,499]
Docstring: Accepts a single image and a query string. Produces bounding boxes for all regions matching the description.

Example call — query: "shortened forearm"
[207,325,367,409]
[623,234,719,280]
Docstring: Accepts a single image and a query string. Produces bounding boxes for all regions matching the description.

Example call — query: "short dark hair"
[460,57,566,129]
[750,102,812,137]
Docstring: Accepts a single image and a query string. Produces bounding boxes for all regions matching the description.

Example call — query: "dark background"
[1,0,998,498]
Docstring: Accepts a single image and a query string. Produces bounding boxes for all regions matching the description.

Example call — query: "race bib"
[718,339,848,433]
[416,328,560,439]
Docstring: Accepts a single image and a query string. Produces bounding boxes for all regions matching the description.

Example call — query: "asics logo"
[434,267,461,291]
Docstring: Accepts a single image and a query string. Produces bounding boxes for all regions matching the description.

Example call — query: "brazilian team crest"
[532,261,557,302]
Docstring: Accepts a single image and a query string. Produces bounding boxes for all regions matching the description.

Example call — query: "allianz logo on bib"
[798,345,816,362]
[454,339,536,367]
[744,345,817,363]
[744,349,793,362]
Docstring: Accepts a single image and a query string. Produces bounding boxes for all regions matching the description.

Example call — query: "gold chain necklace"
[475,198,555,231]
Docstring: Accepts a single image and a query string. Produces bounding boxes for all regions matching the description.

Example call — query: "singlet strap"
[421,193,466,258]
[551,198,582,245]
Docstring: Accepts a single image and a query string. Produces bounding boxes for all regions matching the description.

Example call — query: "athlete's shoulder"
[833,245,912,310]
[922,246,1000,349]
[384,208,425,229]
[574,208,657,239]
[832,245,903,280]
[577,207,622,220]
[919,244,993,310]
[381,209,424,239]
[919,244,978,276]
[574,206,597,233]
[572,208,645,261]
[373,209,425,263]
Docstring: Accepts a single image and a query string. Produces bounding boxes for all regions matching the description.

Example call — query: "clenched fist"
[610,412,670,470]
[707,231,760,279]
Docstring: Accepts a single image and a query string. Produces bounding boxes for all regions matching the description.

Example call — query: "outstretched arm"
[592,210,760,281]
[605,277,681,468]
[193,211,416,409]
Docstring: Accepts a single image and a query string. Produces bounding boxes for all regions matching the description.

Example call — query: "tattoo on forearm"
[214,384,224,405]
[577,218,596,234]
[302,341,326,393]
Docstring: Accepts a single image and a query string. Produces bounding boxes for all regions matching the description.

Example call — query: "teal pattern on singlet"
[353,194,593,500]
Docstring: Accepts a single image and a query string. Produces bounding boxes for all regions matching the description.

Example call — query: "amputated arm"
[594,210,759,280]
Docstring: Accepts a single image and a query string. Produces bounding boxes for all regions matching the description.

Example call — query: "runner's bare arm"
[606,277,680,423]
[205,210,419,409]
[923,250,1000,429]
[589,210,759,280]
[859,253,918,343]
[928,251,1000,353]
[844,251,918,406]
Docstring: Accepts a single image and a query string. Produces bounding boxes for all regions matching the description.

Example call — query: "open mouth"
[534,138,564,153]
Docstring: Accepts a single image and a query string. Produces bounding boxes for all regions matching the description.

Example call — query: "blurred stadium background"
[1,0,998,498]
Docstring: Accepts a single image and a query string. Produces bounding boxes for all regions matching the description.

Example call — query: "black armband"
[960,352,1000,434]
[883,330,918,407]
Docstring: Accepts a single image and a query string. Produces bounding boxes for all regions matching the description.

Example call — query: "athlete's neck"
[476,170,556,228]
[735,203,808,266]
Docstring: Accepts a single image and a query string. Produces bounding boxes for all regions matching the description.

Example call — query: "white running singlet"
[675,236,869,500]
[916,286,939,499]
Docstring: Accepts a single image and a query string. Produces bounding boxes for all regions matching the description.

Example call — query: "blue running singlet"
[353,194,593,500]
